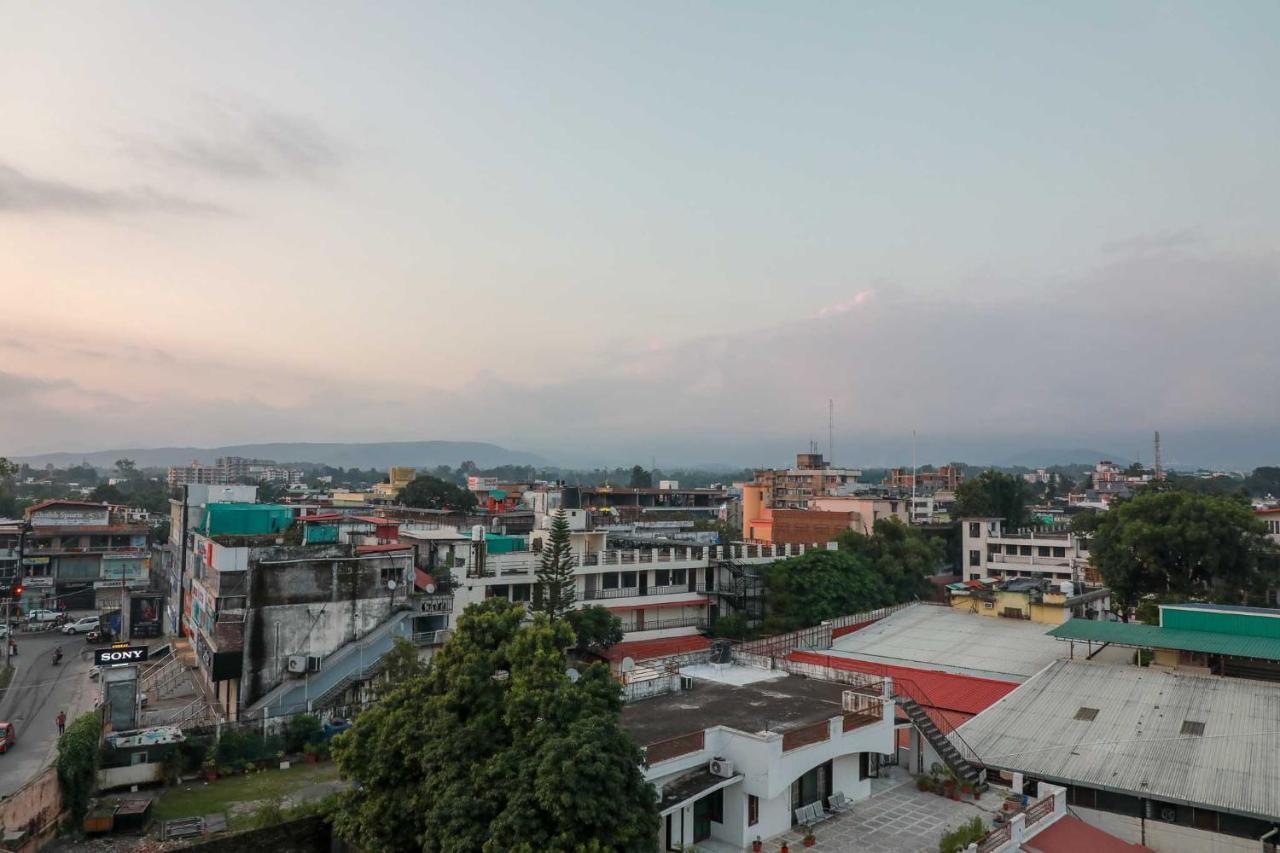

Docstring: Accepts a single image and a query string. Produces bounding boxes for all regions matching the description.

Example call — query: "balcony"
[582,584,713,602]
[621,615,708,634]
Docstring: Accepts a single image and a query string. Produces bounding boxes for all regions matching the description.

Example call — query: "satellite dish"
[565,667,580,683]
[620,657,635,673]
[386,579,397,591]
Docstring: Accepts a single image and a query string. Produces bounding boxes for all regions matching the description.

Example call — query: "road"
[0,629,96,798]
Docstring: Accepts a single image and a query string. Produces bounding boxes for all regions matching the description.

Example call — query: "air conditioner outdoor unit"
[709,757,734,778]
[306,656,323,673]
[286,655,307,674]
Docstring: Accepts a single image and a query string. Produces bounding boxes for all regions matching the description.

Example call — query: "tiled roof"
[1022,815,1152,853]
[603,635,710,663]
[787,651,1017,715]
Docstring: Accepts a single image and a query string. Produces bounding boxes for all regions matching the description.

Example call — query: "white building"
[960,518,1091,584]
[622,667,895,850]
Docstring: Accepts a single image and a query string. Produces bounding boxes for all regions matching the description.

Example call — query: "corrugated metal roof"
[1047,619,1280,661]
[955,660,1280,821]
[829,603,1066,680]
[1166,602,1280,617]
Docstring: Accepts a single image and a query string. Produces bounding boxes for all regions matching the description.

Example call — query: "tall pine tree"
[534,508,576,620]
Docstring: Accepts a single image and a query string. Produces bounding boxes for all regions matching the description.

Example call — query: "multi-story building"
[167,461,226,489]
[751,453,862,510]
[1257,507,1280,544]
[884,465,963,494]
[177,502,415,719]
[0,518,21,593]
[20,500,151,611]
[371,466,416,499]
[960,517,1092,585]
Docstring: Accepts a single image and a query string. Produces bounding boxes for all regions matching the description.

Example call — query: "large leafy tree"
[1245,466,1280,498]
[953,470,1030,528]
[534,508,576,620]
[628,465,653,489]
[764,549,893,633]
[332,599,657,853]
[1082,489,1276,618]
[565,604,623,653]
[400,474,479,512]
[837,517,946,600]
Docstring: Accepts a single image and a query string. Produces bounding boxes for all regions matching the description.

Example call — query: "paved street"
[0,628,97,799]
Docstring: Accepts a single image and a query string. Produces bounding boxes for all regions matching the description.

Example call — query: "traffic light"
[11,584,22,599]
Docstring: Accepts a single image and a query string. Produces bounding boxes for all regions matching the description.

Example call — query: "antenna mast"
[828,399,834,466]
[1153,430,1163,480]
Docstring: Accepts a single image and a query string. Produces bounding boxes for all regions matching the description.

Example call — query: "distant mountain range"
[993,448,1130,468]
[13,441,551,471]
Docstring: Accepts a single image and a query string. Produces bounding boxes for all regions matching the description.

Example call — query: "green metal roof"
[1047,619,1280,661]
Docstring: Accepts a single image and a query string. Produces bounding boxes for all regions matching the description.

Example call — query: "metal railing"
[581,584,711,601]
[623,615,707,633]
[977,823,1011,853]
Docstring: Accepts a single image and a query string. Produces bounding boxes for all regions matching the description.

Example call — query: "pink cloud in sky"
[815,289,875,318]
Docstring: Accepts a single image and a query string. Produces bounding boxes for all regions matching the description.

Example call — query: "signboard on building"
[22,576,53,588]
[467,477,500,491]
[30,507,110,526]
[94,645,149,666]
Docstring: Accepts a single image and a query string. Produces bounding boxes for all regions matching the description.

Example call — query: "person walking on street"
[56,710,66,736]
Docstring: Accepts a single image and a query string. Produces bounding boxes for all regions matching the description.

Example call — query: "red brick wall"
[770,510,854,545]
[645,730,705,764]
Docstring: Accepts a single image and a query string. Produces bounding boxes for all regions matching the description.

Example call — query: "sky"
[1,2,1278,469]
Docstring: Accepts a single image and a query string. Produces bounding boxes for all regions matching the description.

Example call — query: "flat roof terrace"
[621,673,880,747]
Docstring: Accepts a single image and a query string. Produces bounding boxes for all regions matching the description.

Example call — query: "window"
[511,583,532,603]
[987,544,1001,555]
[747,794,759,827]
[672,568,686,585]
[1180,720,1205,736]
[969,523,981,538]
[1020,545,1032,556]
[621,571,637,588]
[1053,547,1066,558]
[969,573,981,581]
[486,584,509,599]
[602,572,619,589]
[1037,547,1050,557]
[1074,707,1099,721]
[969,550,981,567]
[654,569,670,587]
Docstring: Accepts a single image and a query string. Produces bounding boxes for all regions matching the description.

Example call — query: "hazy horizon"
[3,3,1278,470]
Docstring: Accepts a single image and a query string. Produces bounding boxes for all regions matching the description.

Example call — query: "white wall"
[1070,806,1262,853]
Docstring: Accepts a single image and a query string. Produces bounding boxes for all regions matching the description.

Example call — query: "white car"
[25,609,59,624]
[62,616,100,635]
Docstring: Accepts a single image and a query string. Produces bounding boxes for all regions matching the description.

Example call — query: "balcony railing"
[622,615,708,633]
[581,584,712,601]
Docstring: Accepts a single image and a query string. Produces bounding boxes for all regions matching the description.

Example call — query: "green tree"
[712,612,752,641]
[534,509,576,620]
[953,470,1030,528]
[565,605,623,653]
[332,599,657,853]
[764,549,893,633]
[1086,489,1276,618]
[837,517,946,601]
[628,465,653,489]
[89,483,127,504]
[113,458,139,482]
[56,711,103,826]
[1245,466,1280,498]
[400,475,479,512]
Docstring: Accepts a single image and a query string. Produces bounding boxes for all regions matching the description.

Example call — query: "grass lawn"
[151,760,343,829]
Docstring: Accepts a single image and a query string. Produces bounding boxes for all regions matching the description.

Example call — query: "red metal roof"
[354,543,412,554]
[607,597,709,614]
[299,513,343,523]
[603,635,711,663]
[787,651,1017,715]
[25,499,108,516]
[352,515,400,526]
[1022,815,1152,853]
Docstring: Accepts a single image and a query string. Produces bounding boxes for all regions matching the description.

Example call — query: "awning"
[607,596,708,614]
[658,768,743,816]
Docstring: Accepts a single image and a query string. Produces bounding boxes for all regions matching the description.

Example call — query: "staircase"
[897,696,986,791]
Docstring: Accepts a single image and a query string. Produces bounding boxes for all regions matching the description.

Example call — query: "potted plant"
[202,758,218,782]
[916,775,933,792]
[780,842,789,853]
[802,825,816,848]
[960,781,974,799]
[752,836,763,852]
[302,743,319,764]
[942,777,957,800]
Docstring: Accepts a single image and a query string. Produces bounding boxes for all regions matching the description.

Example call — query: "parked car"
[0,624,8,639]
[25,609,59,624]
[61,616,100,635]
[0,721,16,754]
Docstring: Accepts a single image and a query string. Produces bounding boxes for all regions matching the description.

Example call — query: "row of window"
[988,544,1068,558]
[600,568,688,589]
[1065,785,1275,840]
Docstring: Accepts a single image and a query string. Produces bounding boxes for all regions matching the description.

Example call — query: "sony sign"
[94,646,149,666]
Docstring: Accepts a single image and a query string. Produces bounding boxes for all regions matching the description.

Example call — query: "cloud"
[815,289,875,318]
[0,161,229,217]
[134,103,343,182]
[0,249,1276,468]
[1101,228,1202,256]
